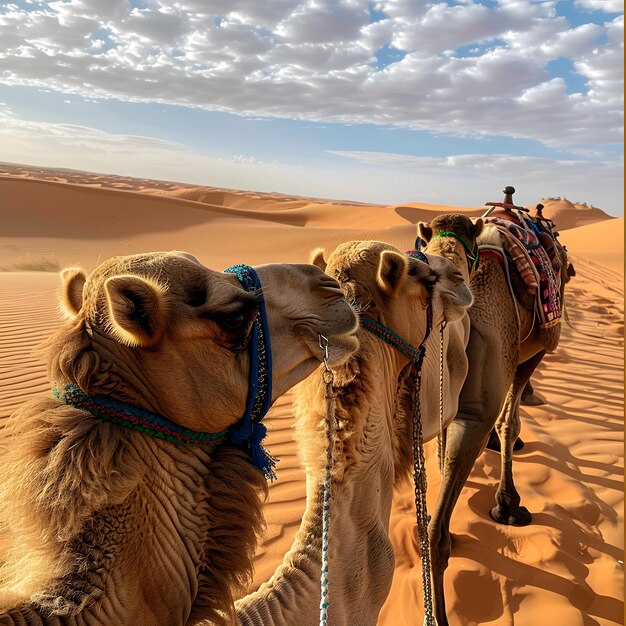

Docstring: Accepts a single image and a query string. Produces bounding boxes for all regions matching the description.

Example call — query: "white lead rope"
[318,334,335,626]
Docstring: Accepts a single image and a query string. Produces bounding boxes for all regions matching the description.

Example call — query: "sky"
[0,0,623,214]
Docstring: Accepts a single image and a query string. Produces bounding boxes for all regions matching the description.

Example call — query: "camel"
[231,241,473,626]
[0,251,360,626]
[416,211,572,626]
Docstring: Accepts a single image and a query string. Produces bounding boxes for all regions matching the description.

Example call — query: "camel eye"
[185,285,207,307]
[219,311,247,330]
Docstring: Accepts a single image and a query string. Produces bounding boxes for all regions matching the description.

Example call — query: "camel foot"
[520,393,545,406]
[485,430,525,452]
[489,505,532,526]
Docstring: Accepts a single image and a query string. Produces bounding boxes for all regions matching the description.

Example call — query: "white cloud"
[113,8,191,45]
[266,42,371,70]
[538,22,604,58]
[0,0,621,150]
[373,0,430,20]
[389,1,540,54]
[276,0,370,44]
[574,16,624,107]
[574,0,623,12]
[359,18,394,50]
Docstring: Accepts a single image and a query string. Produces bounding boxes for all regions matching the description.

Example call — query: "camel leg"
[521,379,534,403]
[428,262,519,625]
[489,351,545,526]
[428,326,511,626]
[520,378,546,406]
[484,428,525,452]
[428,413,495,626]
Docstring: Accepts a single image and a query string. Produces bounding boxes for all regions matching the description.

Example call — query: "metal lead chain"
[411,368,436,626]
[319,334,335,626]
[437,320,447,475]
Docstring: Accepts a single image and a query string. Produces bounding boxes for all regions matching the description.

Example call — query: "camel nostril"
[319,276,341,290]
[451,270,464,284]
[320,285,344,297]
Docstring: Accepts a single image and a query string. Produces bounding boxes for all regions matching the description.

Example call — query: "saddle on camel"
[482,185,568,334]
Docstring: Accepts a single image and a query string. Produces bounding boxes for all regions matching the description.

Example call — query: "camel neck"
[235,338,402,626]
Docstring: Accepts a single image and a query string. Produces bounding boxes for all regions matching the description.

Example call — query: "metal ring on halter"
[319,334,334,385]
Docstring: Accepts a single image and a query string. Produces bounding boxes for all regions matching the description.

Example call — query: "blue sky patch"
[547,58,590,95]
[373,45,407,69]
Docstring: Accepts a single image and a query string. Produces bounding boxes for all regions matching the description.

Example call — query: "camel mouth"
[295,295,359,365]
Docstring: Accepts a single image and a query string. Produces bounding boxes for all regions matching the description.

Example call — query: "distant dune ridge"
[0,164,623,625]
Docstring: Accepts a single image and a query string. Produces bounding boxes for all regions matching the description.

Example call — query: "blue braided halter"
[405,249,434,345]
[224,264,277,480]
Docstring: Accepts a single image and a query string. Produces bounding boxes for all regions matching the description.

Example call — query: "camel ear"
[60,267,87,318]
[310,248,327,271]
[418,222,433,243]
[471,218,484,240]
[377,250,409,296]
[104,275,166,348]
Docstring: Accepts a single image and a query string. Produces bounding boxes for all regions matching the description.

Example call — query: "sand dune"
[539,198,615,231]
[559,218,624,275]
[0,165,622,625]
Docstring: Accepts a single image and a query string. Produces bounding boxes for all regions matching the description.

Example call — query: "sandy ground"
[0,165,623,625]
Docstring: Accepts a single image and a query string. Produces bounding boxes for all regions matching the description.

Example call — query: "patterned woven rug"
[484,215,562,329]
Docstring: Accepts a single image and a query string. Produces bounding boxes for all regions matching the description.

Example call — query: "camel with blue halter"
[415,206,571,626]
[231,241,473,626]
[0,251,359,626]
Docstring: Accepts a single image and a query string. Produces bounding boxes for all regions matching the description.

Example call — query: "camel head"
[418,214,484,282]
[566,261,576,279]
[559,244,576,283]
[312,241,473,355]
[300,241,472,491]
[52,251,358,434]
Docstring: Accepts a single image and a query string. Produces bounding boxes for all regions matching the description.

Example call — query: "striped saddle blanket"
[485,216,562,329]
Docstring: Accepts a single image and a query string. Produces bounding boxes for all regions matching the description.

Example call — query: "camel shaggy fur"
[0,251,359,626]
[417,215,571,626]
[232,241,473,626]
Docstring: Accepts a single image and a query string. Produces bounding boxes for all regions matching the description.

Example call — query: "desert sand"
[0,164,623,626]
